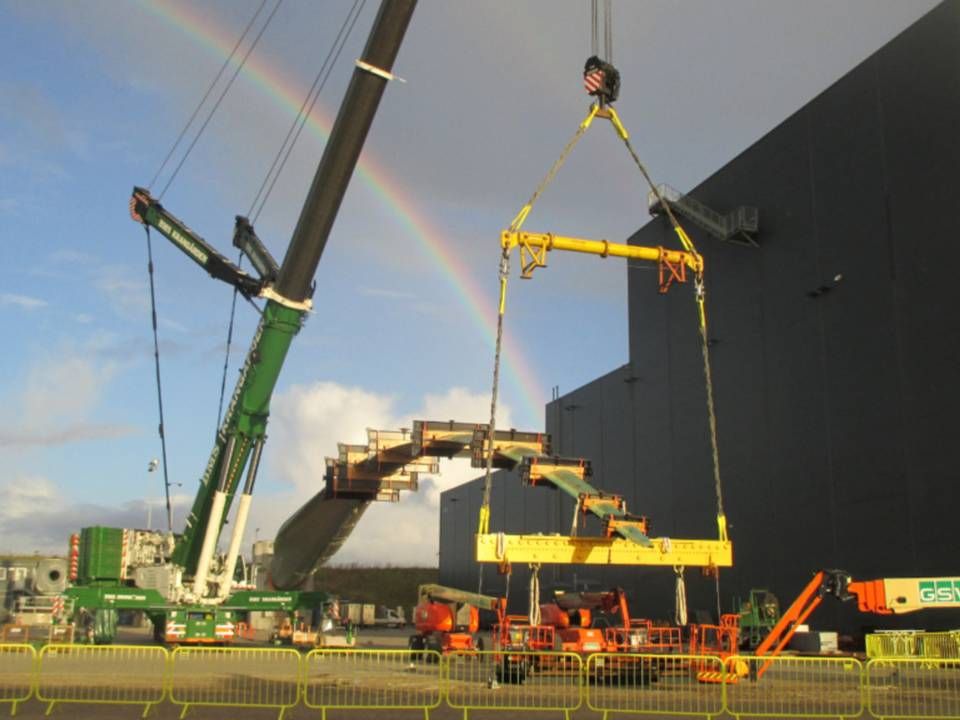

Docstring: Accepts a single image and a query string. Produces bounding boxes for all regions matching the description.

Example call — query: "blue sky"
[0,0,938,563]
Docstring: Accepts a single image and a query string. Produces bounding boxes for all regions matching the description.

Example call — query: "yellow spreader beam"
[476,533,732,568]
[502,230,702,267]
[501,230,703,282]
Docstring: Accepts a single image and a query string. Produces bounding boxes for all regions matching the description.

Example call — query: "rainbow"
[139,0,546,426]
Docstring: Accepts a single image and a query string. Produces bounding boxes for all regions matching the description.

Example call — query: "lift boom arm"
[755,570,960,678]
[418,584,504,613]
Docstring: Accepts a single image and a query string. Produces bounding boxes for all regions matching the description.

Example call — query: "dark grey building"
[440,1,960,638]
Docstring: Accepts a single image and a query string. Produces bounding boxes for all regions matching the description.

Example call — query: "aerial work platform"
[271,419,731,589]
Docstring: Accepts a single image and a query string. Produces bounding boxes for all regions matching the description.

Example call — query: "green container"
[78,526,125,583]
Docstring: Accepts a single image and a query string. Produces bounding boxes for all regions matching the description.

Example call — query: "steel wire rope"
[248,0,366,223]
[158,0,285,200]
[604,0,613,63]
[148,0,269,192]
[143,226,174,532]
[617,128,726,620]
[618,134,725,524]
[589,0,612,61]
[214,0,365,435]
[591,0,598,57]
[477,114,595,595]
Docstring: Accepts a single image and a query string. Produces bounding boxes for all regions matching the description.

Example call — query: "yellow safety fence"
[867,657,960,719]
[444,649,582,720]
[726,655,864,719]
[3,643,960,718]
[303,648,442,719]
[867,630,960,660]
[586,652,724,718]
[0,644,35,716]
[169,645,300,720]
[36,643,167,718]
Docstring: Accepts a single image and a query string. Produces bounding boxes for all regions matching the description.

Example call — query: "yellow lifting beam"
[475,533,732,568]
[477,98,730,572]
[502,230,703,289]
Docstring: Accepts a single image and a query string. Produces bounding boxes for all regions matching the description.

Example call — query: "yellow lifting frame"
[476,533,732,568]
[478,101,731,566]
[501,229,703,279]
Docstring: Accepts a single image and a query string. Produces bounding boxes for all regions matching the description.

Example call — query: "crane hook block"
[583,55,620,104]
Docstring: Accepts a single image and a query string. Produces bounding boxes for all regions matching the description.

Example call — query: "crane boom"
[130,189,264,297]
[130,0,417,597]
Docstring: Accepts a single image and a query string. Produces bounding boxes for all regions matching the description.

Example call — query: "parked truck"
[343,603,405,628]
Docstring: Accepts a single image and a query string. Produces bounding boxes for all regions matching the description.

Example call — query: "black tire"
[408,634,425,662]
[424,636,442,663]
[474,635,485,652]
[495,658,527,685]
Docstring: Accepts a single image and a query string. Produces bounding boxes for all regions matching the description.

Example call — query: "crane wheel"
[495,658,527,685]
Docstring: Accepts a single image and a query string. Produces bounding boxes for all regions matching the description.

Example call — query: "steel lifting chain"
[479,98,729,608]
[617,127,726,538]
[616,116,727,619]
[477,111,597,594]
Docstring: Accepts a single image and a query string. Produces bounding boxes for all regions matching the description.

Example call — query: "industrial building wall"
[440,1,960,635]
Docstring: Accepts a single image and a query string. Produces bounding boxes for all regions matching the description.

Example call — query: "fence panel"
[37,644,167,718]
[586,652,724,717]
[303,648,442,714]
[867,657,960,719]
[725,655,863,719]
[444,650,582,719]
[170,646,300,720]
[919,632,960,660]
[0,628,28,644]
[868,632,923,659]
[0,644,35,716]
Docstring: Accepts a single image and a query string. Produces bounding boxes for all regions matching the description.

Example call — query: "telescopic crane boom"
[129,0,417,600]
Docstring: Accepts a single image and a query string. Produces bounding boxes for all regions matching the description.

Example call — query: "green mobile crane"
[65,0,417,644]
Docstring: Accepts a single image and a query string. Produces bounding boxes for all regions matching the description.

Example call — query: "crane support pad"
[475,533,732,567]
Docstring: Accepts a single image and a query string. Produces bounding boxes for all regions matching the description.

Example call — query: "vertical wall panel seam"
[805,105,841,563]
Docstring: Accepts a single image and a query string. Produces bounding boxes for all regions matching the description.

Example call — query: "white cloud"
[251,382,512,567]
[0,293,47,310]
[0,475,57,520]
[21,355,115,429]
[358,286,416,300]
[269,382,397,496]
[95,265,148,317]
[0,347,130,450]
[0,380,507,563]
[0,423,134,449]
[0,477,191,554]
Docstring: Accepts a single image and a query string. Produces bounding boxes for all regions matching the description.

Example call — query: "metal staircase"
[648,184,759,246]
